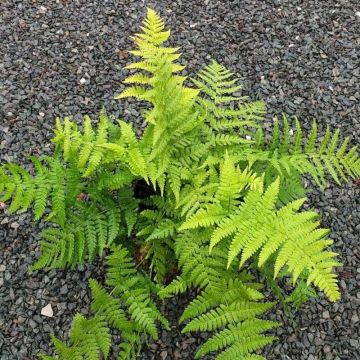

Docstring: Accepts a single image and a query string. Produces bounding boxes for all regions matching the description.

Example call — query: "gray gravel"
[0,0,359,359]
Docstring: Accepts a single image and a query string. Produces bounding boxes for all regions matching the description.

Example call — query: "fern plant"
[1,7,359,360]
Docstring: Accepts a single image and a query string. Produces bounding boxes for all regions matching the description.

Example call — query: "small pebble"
[322,310,330,319]
[41,304,54,318]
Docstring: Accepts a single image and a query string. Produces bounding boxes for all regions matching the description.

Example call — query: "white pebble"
[41,304,54,318]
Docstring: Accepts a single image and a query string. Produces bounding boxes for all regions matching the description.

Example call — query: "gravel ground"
[0,0,359,359]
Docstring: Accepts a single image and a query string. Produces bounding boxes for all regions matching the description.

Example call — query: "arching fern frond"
[245,116,360,187]
[181,173,341,301]
[46,244,168,360]
[42,314,111,360]
[31,202,124,270]
[0,153,83,225]
[105,245,170,339]
[194,320,277,360]
[160,225,277,360]
[89,279,135,333]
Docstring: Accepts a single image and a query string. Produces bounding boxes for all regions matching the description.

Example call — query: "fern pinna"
[0,7,359,360]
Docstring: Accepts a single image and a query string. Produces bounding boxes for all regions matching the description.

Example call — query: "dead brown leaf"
[116,49,129,59]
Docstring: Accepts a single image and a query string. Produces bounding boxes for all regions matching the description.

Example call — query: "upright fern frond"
[136,7,170,45]
[285,278,318,309]
[193,61,266,154]
[118,121,148,179]
[136,195,177,283]
[179,156,263,232]
[49,154,66,225]
[115,8,203,190]
[53,112,125,177]
[193,60,245,105]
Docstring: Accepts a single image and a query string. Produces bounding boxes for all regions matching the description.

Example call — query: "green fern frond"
[215,340,274,360]
[137,202,177,283]
[89,279,135,332]
[53,112,128,178]
[49,314,111,360]
[117,333,142,360]
[194,176,341,301]
[118,121,148,179]
[193,60,243,105]
[115,8,203,187]
[285,279,318,309]
[136,8,170,46]
[105,245,169,339]
[1,163,34,214]
[182,297,276,360]
[247,116,360,187]
[193,61,265,124]
[31,202,125,270]
[95,168,134,191]
[180,278,264,324]
[82,113,109,177]
[182,301,274,333]
[49,155,66,225]
[115,85,148,100]
[0,153,79,224]
[195,319,278,359]
[78,115,96,168]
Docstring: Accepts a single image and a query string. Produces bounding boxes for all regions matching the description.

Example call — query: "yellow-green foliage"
[0,8,358,360]
[180,156,341,302]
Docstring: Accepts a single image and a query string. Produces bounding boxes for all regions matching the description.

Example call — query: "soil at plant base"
[0,0,359,359]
